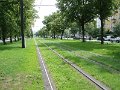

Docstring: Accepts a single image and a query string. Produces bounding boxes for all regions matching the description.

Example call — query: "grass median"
[0,39,43,90]
[39,38,120,90]
[37,39,98,90]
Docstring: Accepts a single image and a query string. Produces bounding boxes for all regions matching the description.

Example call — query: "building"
[104,8,120,32]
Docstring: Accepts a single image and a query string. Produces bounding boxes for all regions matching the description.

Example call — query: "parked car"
[104,36,112,41]
[109,37,120,43]
[97,36,120,43]
[115,37,120,43]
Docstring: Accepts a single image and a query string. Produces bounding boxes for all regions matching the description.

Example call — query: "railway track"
[39,40,111,90]
[34,39,56,90]
[45,41,120,73]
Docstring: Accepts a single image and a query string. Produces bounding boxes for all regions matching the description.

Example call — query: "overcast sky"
[32,0,58,33]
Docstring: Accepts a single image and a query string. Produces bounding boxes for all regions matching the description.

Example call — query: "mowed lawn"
[38,38,120,90]
[0,39,43,90]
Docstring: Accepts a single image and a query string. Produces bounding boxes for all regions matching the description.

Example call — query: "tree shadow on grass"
[48,41,120,59]
[58,41,120,52]
[0,46,21,51]
[0,43,21,51]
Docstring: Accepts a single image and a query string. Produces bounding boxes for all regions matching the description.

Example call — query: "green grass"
[37,39,98,90]
[42,39,120,71]
[38,38,120,90]
[0,39,43,90]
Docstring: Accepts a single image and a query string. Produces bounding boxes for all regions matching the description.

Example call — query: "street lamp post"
[20,0,25,48]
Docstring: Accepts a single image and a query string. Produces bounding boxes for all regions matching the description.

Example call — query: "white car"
[115,37,120,43]
[110,37,120,43]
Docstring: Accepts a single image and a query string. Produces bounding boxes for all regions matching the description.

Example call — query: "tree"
[70,22,79,38]
[0,0,36,45]
[113,23,120,36]
[94,0,117,44]
[43,15,53,38]
[43,11,69,39]
[38,26,48,38]
[85,20,100,38]
[57,0,96,42]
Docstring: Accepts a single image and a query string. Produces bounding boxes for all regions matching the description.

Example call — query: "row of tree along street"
[0,0,37,45]
[36,0,120,44]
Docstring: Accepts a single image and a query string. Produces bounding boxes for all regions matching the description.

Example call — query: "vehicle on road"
[97,36,120,43]
[111,37,120,43]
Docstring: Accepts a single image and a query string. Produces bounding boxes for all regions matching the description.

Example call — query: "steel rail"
[34,39,56,90]
[46,41,120,73]
[40,40,111,90]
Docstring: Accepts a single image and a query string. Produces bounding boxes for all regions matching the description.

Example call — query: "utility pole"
[20,0,25,48]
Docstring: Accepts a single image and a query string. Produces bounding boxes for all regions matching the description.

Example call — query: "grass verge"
[0,39,43,90]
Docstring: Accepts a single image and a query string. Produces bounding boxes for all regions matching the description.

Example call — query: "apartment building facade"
[104,8,120,32]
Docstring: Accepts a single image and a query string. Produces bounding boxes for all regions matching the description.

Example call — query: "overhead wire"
[34,0,56,7]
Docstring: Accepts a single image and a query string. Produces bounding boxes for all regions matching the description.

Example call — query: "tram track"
[34,39,56,90]
[45,41,120,73]
[39,40,111,90]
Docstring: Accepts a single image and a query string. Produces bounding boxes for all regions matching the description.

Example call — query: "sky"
[32,0,58,33]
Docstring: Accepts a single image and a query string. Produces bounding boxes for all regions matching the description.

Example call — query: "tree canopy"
[37,0,119,44]
[57,0,96,42]
[0,0,36,45]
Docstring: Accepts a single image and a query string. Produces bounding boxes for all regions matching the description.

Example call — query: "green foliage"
[24,0,37,37]
[57,0,96,42]
[113,23,120,36]
[94,0,117,44]
[85,21,100,38]
[94,0,115,20]
[39,0,119,43]
[0,0,36,44]
[70,22,79,37]
[37,26,48,38]
[42,11,69,39]
[57,0,96,23]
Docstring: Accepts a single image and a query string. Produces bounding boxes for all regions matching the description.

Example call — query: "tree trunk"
[17,36,20,41]
[1,29,6,45]
[20,0,25,48]
[15,36,17,42]
[53,31,56,39]
[73,34,75,37]
[81,22,85,42]
[81,0,85,42]
[100,18,104,44]
[78,26,81,38]
[61,30,64,40]
[10,36,12,43]
[43,34,45,38]
[2,37,6,45]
